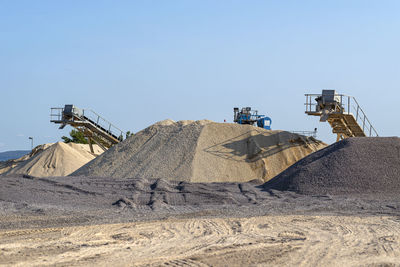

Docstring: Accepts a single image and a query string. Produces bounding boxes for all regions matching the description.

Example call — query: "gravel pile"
[1,142,103,177]
[263,137,400,195]
[72,120,326,183]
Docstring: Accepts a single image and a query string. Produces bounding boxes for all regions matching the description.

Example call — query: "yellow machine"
[305,90,378,141]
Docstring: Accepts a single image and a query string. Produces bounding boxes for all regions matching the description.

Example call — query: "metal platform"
[51,105,125,152]
[305,90,378,141]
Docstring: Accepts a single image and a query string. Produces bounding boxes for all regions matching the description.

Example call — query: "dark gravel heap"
[263,137,400,195]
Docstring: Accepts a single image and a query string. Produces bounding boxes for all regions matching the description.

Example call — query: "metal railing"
[50,107,125,140]
[305,93,378,137]
[291,129,317,138]
[50,107,63,121]
[83,109,125,139]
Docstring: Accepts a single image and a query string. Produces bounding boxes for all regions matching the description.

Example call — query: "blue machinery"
[233,107,272,130]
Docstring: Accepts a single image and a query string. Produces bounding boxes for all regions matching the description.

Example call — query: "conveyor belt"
[305,92,378,141]
[50,105,124,152]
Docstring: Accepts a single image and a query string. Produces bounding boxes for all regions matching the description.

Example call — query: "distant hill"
[0,150,30,161]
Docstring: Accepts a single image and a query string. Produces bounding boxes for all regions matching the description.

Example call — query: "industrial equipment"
[291,128,318,138]
[233,107,272,130]
[305,90,378,141]
[50,105,125,152]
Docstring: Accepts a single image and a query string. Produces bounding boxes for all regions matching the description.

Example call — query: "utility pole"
[28,137,33,151]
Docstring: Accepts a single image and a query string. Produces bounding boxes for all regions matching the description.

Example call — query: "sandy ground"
[1,175,400,266]
[1,215,400,266]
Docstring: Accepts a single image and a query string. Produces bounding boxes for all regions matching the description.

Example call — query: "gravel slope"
[72,120,326,182]
[263,137,400,195]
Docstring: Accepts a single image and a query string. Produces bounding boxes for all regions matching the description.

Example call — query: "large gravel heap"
[72,120,326,183]
[263,137,400,195]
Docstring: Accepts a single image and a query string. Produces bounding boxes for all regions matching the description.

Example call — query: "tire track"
[2,215,400,266]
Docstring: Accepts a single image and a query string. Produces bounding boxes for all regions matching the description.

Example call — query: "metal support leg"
[88,137,94,154]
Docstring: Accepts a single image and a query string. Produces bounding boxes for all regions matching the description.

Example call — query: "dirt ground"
[1,215,400,266]
[1,175,400,266]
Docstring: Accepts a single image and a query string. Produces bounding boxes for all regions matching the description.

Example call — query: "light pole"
[28,137,33,151]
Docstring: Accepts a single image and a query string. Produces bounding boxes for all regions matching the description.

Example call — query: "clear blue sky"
[1,0,399,152]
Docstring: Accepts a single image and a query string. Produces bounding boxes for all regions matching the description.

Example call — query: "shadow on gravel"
[204,131,320,162]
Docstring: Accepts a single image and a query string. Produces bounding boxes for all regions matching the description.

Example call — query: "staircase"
[305,91,378,141]
[51,105,125,152]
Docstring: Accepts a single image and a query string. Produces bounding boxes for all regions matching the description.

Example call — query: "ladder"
[305,90,378,141]
[50,105,125,152]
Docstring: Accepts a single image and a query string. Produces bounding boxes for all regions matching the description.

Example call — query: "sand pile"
[1,142,103,177]
[263,137,400,195]
[72,120,326,183]
[0,144,53,175]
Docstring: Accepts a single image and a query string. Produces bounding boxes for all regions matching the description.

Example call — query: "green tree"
[62,130,88,144]
[125,131,134,139]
